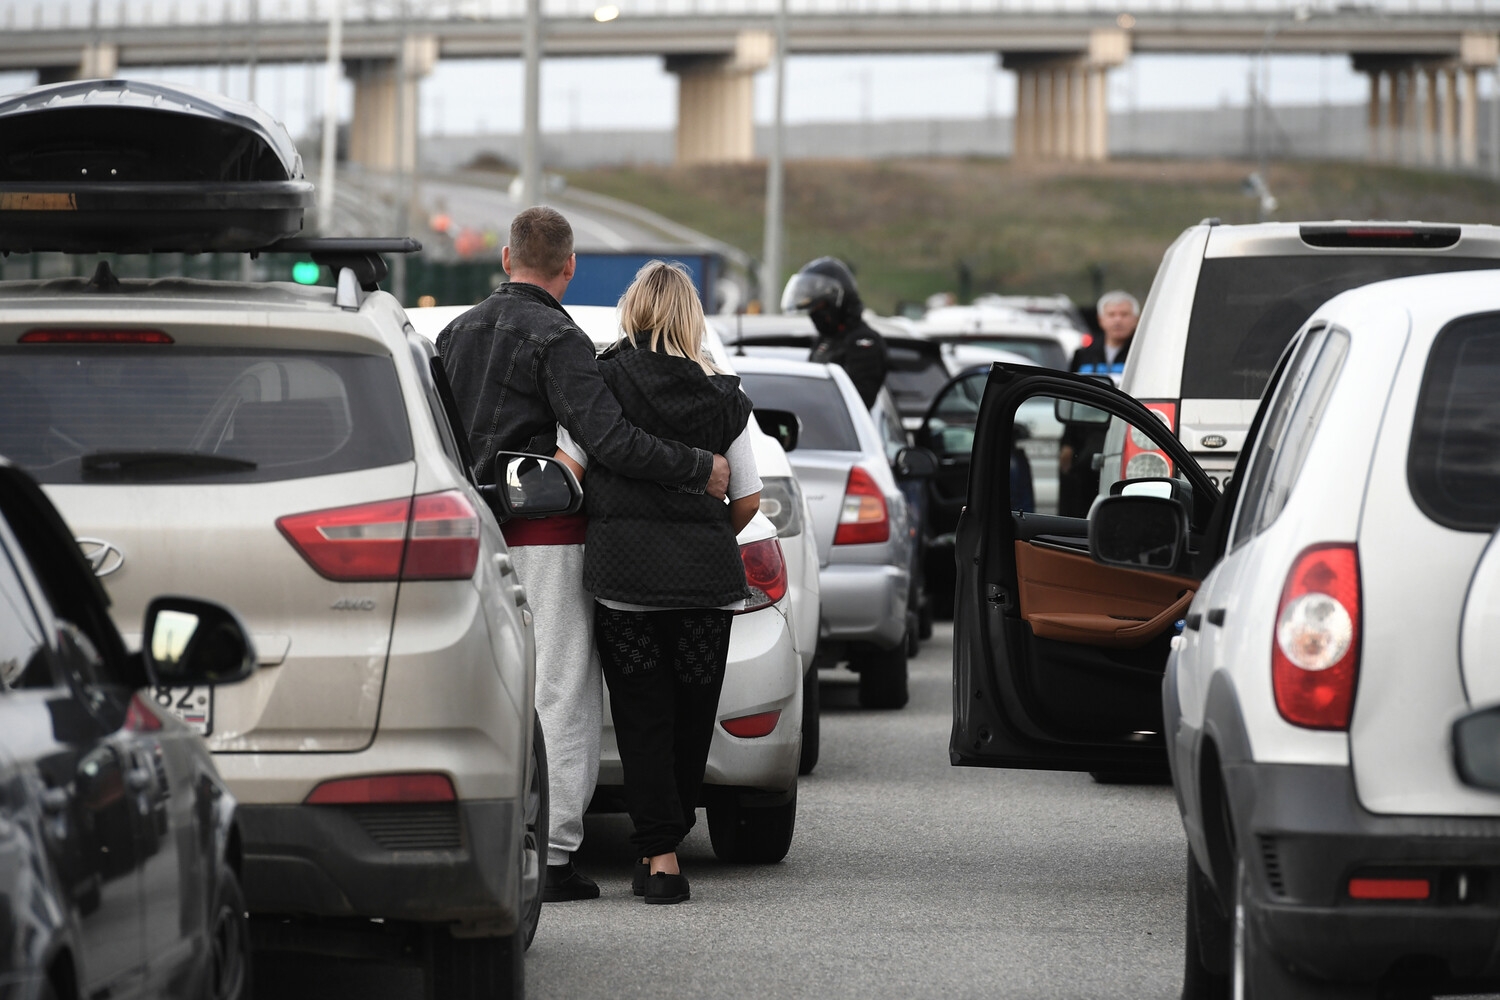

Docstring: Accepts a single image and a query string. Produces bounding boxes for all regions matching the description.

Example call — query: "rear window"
[738,372,860,452]
[0,349,412,484]
[884,344,949,419]
[1183,255,1500,399]
[933,336,1067,370]
[1408,314,1500,532]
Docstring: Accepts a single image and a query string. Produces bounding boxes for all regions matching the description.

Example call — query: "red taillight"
[276,490,480,583]
[833,467,889,545]
[1120,400,1177,481]
[20,328,173,344]
[1272,543,1361,730]
[1348,877,1429,901]
[304,773,456,805]
[721,710,782,738]
[739,537,788,612]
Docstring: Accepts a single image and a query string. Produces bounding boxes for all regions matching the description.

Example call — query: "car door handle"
[1184,613,1202,632]
[1207,608,1227,627]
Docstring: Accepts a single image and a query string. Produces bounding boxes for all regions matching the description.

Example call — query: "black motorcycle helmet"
[781,257,863,332]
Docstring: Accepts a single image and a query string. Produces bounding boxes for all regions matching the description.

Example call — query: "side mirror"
[1088,495,1186,571]
[143,597,256,688]
[1055,397,1111,425]
[754,409,800,453]
[894,445,938,479]
[492,452,583,520]
[1112,476,1196,522]
[1453,706,1500,791]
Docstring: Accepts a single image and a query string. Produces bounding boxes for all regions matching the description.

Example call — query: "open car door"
[951,364,1220,775]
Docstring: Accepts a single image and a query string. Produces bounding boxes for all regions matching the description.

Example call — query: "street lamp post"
[520,0,542,206]
[760,0,788,313]
[317,0,343,235]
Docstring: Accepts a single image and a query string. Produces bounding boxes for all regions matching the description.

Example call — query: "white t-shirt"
[554,420,762,612]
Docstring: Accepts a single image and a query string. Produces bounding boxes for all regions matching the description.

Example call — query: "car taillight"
[304,773,456,804]
[1121,400,1177,480]
[721,710,782,738]
[1272,543,1361,730]
[277,490,480,583]
[739,537,788,613]
[833,467,889,545]
[20,328,173,344]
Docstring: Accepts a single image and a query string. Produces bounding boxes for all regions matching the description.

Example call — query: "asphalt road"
[252,622,1189,999]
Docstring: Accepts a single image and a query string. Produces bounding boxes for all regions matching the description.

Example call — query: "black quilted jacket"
[582,342,753,608]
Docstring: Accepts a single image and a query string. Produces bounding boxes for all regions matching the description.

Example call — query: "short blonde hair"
[618,260,719,374]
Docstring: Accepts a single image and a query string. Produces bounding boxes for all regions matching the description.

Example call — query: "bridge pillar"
[37,43,117,84]
[667,32,771,165]
[345,36,438,173]
[1004,29,1127,163]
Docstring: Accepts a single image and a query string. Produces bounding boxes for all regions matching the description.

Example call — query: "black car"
[0,458,257,1000]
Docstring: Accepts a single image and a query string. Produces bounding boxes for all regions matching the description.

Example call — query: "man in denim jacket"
[439,207,730,901]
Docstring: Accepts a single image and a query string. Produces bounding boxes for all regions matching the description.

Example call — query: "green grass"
[567,158,1500,313]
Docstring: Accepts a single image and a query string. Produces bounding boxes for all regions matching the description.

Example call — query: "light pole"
[760,0,788,313]
[520,0,542,206]
[317,0,343,235]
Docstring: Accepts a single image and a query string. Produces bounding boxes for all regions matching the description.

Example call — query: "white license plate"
[152,686,213,736]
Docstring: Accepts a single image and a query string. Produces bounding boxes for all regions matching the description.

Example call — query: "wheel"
[207,864,251,1000]
[1233,859,1373,1000]
[1183,853,1230,999]
[798,668,820,776]
[521,710,549,950]
[854,642,909,710]
[706,785,796,864]
[425,927,524,1000]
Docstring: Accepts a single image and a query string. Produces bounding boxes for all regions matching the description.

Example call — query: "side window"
[1409,314,1500,532]
[0,541,47,688]
[876,395,907,463]
[407,332,468,475]
[1229,327,1326,550]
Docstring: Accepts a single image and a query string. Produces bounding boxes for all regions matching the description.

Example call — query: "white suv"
[949,270,1500,998]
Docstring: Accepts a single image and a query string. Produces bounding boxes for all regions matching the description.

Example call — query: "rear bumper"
[1230,762,1500,984]
[238,798,521,929]
[818,562,908,648]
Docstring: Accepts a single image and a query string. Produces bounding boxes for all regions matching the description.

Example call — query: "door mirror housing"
[1088,495,1187,571]
[491,452,584,521]
[754,409,800,453]
[894,445,938,480]
[143,597,257,688]
[1453,706,1500,791]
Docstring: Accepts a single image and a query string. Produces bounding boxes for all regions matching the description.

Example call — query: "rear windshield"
[737,372,861,452]
[0,348,412,484]
[933,336,1067,370]
[1184,255,1500,399]
[884,344,949,419]
[1408,314,1500,532]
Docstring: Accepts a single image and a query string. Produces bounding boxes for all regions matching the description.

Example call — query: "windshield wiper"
[80,450,258,480]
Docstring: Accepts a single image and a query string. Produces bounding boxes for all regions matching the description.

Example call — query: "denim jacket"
[436,282,711,491]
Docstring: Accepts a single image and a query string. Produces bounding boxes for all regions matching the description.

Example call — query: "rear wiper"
[80,450,258,480]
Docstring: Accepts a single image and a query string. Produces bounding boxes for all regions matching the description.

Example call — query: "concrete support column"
[667,31,771,165]
[1002,32,1125,164]
[1087,65,1108,161]
[1367,69,1382,161]
[346,35,436,173]
[37,42,118,83]
[1443,67,1458,166]
[1049,66,1066,159]
[1461,66,1479,166]
[1014,69,1033,160]
[1422,67,1439,165]
[1069,66,1088,161]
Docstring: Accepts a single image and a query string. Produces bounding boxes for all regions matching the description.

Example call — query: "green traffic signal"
[292,260,321,285]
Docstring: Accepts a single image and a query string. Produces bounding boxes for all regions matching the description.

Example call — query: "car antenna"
[87,260,121,292]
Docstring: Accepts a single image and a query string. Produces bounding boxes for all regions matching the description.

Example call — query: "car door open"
[951,365,1219,774]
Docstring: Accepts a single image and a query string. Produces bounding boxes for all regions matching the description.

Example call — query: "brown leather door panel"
[1014,541,1196,649]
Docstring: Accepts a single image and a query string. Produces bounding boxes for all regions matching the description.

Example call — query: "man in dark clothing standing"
[784,256,888,408]
[1058,289,1139,517]
[437,207,730,903]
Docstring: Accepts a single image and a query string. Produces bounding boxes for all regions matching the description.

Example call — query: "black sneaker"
[632,860,649,897]
[544,861,600,902]
[643,872,690,905]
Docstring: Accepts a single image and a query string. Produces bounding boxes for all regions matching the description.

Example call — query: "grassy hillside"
[567,158,1500,313]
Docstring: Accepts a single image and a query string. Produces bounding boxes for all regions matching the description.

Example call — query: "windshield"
[1184,254,1500,399]
[0,348,412,484]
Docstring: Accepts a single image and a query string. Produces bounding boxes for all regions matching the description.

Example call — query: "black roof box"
[0,79,314,254]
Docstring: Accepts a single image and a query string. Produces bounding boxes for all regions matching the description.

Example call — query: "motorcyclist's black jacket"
[808,293,889,408]
[436,281,710,490]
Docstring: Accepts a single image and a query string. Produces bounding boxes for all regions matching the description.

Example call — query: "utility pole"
[317,0,342,235]
[392,0,412,304]
[243,0,259,280]
[760,0,788,314]
[521,0,542,207]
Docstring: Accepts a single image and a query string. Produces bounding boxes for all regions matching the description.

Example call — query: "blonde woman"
[554,260,760,904]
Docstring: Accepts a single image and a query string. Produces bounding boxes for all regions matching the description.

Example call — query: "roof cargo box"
[0,79,314,254]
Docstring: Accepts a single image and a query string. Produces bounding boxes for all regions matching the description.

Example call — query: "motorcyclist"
[782,257,889,408]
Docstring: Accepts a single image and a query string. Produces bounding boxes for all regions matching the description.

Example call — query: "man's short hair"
[1097,289,1140,315]
[508,207,574,278]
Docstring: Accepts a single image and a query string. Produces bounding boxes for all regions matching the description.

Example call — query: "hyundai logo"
[76,538,124,577]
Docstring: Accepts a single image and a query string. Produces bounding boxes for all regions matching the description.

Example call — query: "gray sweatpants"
[511,543,602,866]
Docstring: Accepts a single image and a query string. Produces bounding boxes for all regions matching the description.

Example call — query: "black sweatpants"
[593,604,733,859]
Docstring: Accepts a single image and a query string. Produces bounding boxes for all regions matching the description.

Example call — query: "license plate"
[152,686,213,736]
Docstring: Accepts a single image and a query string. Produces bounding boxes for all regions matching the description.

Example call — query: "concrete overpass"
[3,1,1499,168]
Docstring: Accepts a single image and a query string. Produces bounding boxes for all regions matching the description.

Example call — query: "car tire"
[521,710,549,950]
[1233,859,1372,1000]
[207,863,251,1000]
[1183,853,1230,999]
[855,642,909,710]
[706,785,797,864]
[798,668,820,776]
[425,926,524,1000]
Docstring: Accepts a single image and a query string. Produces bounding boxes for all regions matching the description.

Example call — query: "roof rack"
[259,237,423,293]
